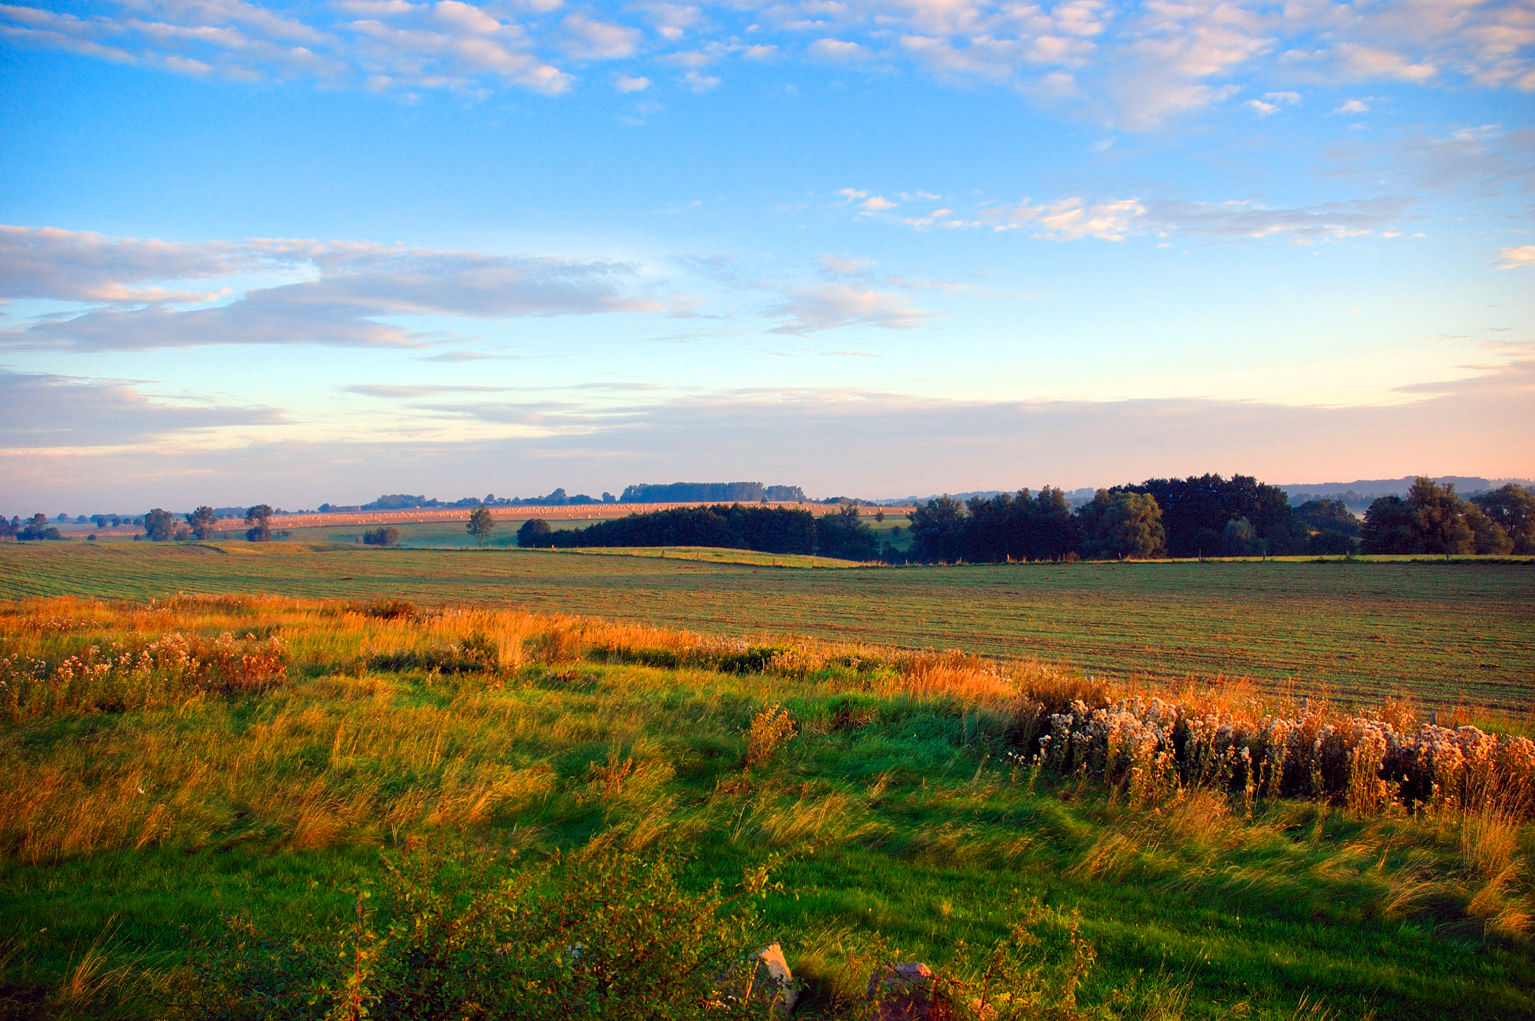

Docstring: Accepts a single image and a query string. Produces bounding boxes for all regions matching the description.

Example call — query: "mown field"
[2,594,1532,1019]
[1,543,1530,716]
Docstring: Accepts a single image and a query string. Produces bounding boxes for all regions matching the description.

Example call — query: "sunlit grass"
[1,594,1532,1018]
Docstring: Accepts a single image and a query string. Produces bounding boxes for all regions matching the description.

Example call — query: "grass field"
[2,594,1531,1019]
[1,543,1530,716]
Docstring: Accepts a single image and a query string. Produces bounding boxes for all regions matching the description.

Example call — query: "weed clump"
[201,843,780,1021]
[745,703,797,768]
[0,631,286,719]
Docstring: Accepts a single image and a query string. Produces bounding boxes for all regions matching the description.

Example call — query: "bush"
[201,844,777,1021]
[362,527,400,547]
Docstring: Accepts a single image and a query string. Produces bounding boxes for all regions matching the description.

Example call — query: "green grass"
[1,595,1530,1019]
[2,542,1531,714]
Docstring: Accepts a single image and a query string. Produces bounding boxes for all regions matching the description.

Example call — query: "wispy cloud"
[768,282,932,334]
[0,226,674,352]
[0,370,284,447]
[1498,245,1535,269]
[1,0,1528,121]
[847,189,1413,244]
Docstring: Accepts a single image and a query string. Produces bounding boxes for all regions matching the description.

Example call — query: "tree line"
[515,504,879,560]
[1360,479,1534,555]
[903,475,1533,563]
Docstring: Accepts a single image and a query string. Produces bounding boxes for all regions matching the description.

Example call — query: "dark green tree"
[186,505,218,540]
[244,505,273,543]
[517,518,552,548]
[908,495,969,562]
[1080,490,1166,559]
[1293,498,1361,538]
[1406,477,1474,555]
[814,505,879,560]
[1360,496,1417,553]
[1220,516,1264,556]
[1472,484,1535,553]
[467,505,495,547]
[143,508,177,541]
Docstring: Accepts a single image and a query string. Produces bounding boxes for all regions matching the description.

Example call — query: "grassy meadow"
[2,592,1533,1020]
[1,542,1530,715]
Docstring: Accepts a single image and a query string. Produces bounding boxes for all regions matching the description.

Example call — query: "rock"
[751,942,799,1014]
[865,962,939,1021]
[716,942,799,1015]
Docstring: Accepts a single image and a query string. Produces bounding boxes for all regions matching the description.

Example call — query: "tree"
[814,505,878,561]
[1220,516,1264,557]
[467,505,495,547]
[17,512,63,541]
[908,496,968,562]
[518,518,552,548]
[1080,490,1166,560]
[143,508,177,542]
[245,505,273,542]
[1293,498,1361,538]
[186,505,218,540]
[1360,496,1417,554]
[1407,477,1473,555]
[362,526,401,547]
[1472,485,1535,554]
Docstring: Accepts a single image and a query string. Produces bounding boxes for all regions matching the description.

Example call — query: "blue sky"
[1,0,1531,513]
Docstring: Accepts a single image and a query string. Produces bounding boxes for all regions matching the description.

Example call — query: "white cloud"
[0,370,285,447]
[562,13,641,60]
[1335,97,1371,113]
[1498,245,1535,268]
[432,1,501,36]
[614,73,650,91]
[769,283,931,334]
[808,37,866,61]
[860,195,896,211]
[0,226,675,352]
[986,197,1145,241]
[1332,43,1436,82]
[1,0,1531,115]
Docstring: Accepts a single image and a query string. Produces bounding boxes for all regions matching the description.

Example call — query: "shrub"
[0,631,287,720]
[744,703,797,768]
[202,844,777,1021]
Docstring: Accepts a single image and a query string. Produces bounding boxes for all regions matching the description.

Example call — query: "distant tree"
[244,504,273,543]
[17,512,63,541]
[1293,498,1361,538]
[1080,490,1166,560]
[362,526,401,547]
[1307,530,1358,556]
[186,505,219,540]
[1220,516,1264,557]
[0,516,16,540]
[815,505,879,560]
[518,518,552,548]
[143,508,177,542]
[908,496,969,562]
[1360,496,1418,554]
[1407,477,1473,554]
[467,505,495,547]
[1472,484,1535,554]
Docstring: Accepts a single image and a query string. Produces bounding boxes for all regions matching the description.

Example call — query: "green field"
[2,543,1530,714]
[2,594,1531,1019]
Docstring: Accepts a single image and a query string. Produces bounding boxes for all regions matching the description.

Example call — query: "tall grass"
[2,594,1532,1018]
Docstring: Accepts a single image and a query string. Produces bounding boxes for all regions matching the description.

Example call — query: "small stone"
[865,962,937,1021]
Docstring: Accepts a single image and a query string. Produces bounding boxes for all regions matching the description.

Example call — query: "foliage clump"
[203,844,779,1021]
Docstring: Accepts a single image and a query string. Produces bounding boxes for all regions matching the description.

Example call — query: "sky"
[1,0,1532,514]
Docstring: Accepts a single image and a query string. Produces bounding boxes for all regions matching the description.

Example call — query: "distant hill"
[620,482,807,503]
[1280,476,1533,508]
[883,487,1098,507]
